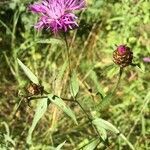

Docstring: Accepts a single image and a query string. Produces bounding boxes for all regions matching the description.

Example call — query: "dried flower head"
[29,0,86,34]
[113,45,133,68]
[27,83,44,95]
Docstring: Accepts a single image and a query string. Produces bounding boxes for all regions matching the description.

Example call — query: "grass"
[0,0,150,149]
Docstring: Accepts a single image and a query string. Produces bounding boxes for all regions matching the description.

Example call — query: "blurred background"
[0,0,149,149]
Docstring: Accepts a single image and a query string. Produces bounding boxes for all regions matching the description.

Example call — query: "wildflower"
[143,57,150,63]
[29,0,86,34]
[113,45,133,68]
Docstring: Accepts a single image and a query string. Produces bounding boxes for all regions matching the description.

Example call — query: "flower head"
[113,44,133,68]
[29,0,86,34]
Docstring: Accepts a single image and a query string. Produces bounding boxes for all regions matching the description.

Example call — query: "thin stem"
[63,32,108,147]
[96,67,123,111]
[63,33,90,118]
[112,67,123,94]
[26,95,77,103]
[75,99,92,121]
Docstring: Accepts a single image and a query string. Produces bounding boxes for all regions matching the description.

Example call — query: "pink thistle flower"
[29,0,86,34]
[117,45,128,55]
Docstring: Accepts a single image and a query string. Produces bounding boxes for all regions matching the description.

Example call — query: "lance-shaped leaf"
[90,70,105,98]
[93,118,120,134]
[26,98,48,144]
[83,139,100,150]
[48,94,78,125]
[17,58,39,84]
[93,118,135,150]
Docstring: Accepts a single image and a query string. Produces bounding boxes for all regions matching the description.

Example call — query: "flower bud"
[113,45,133,68]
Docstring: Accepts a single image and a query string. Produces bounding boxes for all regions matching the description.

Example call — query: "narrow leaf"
[97,127,107,141]
[96,93,113,111]
[26,98,48,144]
[93,118,119,134]
[119,134,135,150]
[17,58,39,84]
[91,116,108,141]
[48,94,78,125]
[93,118,135,150]
[90,70,105,97]
[83,139,100,150]
[55,141,66,150]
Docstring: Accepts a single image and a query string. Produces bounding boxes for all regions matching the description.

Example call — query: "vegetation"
[0,0,149,149]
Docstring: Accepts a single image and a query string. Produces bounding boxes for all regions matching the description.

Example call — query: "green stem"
[27,95,77,103]
[63,33,91,120]
[112,67,123,94]
[63,32,108,147]
[96,67,123,111]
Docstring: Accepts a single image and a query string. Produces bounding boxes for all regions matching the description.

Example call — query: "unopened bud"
[113,45,133,68]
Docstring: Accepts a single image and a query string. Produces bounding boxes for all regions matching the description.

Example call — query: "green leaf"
[70,71,79,97]
[96,93,113,111]
[83,139,100,150]
[93,118,119,134]
[93,118,135,150]
[96,128,107,141]
[48,94,78,125]
[26,98,48,145]
[90,70,105,97]
[55,141,66,150]
[17,58,39,84]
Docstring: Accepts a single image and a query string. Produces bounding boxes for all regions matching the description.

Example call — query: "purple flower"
[143,57,150,63]
[29,0,86,34]
[117,45,128,55]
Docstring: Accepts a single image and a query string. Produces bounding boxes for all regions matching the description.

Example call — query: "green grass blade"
[55,141,66,150]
